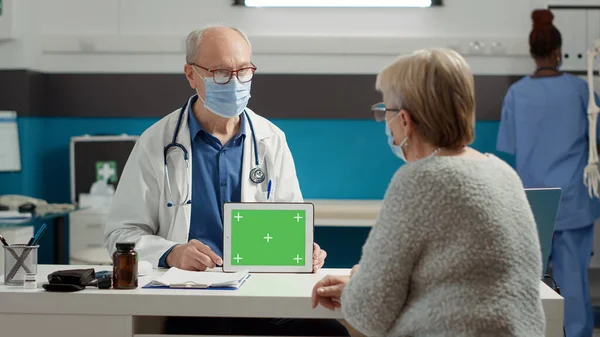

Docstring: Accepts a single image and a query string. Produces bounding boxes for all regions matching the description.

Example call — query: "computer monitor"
[525,188,562,277]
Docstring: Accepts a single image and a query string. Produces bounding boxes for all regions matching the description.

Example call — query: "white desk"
[0,265,563,337]
[309,199,381,227]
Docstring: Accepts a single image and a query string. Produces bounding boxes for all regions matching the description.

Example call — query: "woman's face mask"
[385,114,408,162]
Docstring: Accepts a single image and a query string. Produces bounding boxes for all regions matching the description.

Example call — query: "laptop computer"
[525,188,562,277]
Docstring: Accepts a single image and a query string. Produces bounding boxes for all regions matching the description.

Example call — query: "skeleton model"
[584,39,600,198]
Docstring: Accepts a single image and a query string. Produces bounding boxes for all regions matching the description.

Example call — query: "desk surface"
[307,199,381,227]
[0,211,73,228]
[0,265,563,322]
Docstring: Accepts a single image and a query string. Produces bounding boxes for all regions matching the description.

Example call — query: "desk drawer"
[69,212,107,257]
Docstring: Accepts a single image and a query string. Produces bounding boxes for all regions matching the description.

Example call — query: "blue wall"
[0,117,513,266]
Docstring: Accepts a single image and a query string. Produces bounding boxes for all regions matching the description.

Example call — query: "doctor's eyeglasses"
[190,62,257,85]
[371,102,400,122]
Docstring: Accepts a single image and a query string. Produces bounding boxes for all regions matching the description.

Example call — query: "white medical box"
[69,134,139,206]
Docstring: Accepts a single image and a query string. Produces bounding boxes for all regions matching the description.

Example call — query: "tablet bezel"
[223,202,314,273]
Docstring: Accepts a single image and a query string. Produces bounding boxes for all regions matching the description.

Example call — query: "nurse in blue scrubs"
[497,9,600,337]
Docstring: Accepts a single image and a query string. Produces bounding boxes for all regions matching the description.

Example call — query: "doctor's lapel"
[241,122,270,202]
[164,105,192,242]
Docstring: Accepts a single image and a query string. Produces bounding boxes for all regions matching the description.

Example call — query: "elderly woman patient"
[312,48,545,337]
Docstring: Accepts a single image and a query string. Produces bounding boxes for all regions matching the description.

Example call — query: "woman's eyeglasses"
[371,102,400,122]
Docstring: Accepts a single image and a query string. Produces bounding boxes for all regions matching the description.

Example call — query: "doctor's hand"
[313,243,327,272]
[166,239,223,271]
[311,275,350,310]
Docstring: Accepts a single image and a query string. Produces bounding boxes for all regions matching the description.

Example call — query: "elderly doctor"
[103,26,328,274]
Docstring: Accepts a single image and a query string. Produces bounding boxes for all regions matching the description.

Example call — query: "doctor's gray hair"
[185,26,252,64]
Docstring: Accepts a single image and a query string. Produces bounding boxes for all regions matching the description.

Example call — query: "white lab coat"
[104,102,303,267]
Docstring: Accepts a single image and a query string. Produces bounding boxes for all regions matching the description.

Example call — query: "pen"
[0,234,8,246]
[27,223,47,246]
[266,180,272,201]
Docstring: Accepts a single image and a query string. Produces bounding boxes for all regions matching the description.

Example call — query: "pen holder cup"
[3,245,38,286]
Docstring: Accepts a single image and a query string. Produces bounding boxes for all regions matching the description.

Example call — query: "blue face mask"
[199,79,251,118]
[193,65,252,119]
[385,123,408,162]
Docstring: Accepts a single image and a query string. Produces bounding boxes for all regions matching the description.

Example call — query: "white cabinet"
[548,8,600,71]
[0,0,16,40]
[69,209,112,265]
[553,9,589,71]
[589,9,600,52]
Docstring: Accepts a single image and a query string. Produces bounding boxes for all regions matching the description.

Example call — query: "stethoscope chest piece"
[250,166,266,184]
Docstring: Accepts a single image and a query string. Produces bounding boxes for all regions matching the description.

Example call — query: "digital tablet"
[223,202,314,273]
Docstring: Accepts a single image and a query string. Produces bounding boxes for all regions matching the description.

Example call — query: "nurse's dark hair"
[529,9,562,59]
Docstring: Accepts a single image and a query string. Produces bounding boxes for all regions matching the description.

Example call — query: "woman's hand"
[350,264,359,276]
[311,275,350,310]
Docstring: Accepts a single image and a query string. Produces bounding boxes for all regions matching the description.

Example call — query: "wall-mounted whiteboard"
[0,111,21,172]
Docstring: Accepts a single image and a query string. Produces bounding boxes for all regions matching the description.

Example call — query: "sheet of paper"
[0,111,20,172]
[0,211,31,224]
[151,268,249,288]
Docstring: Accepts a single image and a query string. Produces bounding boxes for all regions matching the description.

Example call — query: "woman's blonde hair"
[376,48,475,149]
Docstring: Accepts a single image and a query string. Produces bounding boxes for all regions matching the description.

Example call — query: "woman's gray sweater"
[341,154,545,337]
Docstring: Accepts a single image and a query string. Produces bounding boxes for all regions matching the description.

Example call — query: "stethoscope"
[163,97,266,207]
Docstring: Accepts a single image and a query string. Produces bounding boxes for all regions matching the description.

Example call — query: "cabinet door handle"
[86,223,104,229]
[86,243,104,248]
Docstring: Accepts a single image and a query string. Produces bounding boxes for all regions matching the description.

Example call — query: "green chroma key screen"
[230,209,306,266]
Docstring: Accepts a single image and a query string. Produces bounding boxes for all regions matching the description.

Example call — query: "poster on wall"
[0,111,21,172]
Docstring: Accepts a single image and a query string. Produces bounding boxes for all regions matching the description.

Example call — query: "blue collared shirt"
[159,96,246,267]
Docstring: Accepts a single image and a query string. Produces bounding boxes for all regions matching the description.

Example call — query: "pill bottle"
[113,242,138,289]
[23,273,37,289]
